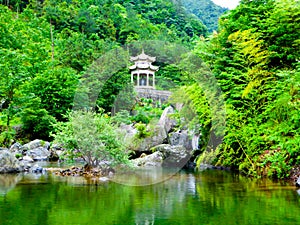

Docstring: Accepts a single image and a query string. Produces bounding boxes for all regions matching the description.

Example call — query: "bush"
[20,98,56,141]
[0,128,15,147]
[111,110,132,126]
[131,98,165,124]
[52,110,129,168]
[134,122,151,139]
[132,111,150,124]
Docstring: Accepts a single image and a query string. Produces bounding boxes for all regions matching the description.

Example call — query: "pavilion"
[129,50,159,89]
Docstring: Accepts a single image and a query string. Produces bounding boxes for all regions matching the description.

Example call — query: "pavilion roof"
[129,64,159,71]
[130,49,156,62]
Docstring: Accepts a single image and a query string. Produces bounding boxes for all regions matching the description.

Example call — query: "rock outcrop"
[0,150,24,173]
[158,106,177,134]
[23,140,50,161]
[9,142,23,154]
[137,125,167,151]
[169,130,200,151]
[135,106,177,151]
[132,144,190,168]
[131,151,164,167]
[152,144,190,168]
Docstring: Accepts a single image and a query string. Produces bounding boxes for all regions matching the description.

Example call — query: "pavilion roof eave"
[150,65,159,71]
[129,65,159,71]
[130,69,158,73]
[129,65,136,70]
[130,55,156,62]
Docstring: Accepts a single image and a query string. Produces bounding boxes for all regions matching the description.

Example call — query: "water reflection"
[112,167,182,186]
[0,170,299,225]
[0,174,22,196]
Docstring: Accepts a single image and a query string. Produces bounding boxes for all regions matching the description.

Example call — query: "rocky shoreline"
[0,106,300,185]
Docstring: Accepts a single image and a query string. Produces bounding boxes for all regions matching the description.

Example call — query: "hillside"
[0,0,207,142]
[0,0,299,180]
[182,0,228,32]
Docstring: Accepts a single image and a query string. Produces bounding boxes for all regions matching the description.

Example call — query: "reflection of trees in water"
[134,171,197,224]
[1,170,299,225]
[134,170,300,225]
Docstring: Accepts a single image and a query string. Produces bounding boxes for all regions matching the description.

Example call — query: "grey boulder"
[0,150,24,173]
[24,140,50,161]
[131,151,164,167]
[9,142,23,154]
[153,144,190,168]
[133,144,190,168]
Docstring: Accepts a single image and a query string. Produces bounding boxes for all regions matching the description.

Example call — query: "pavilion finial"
[142,48,145,54]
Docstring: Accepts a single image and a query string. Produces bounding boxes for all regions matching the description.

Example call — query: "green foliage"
[0,0,208,144]
[53,110,129,167]
[0,6,52,141]
[131,98,164,124]
[111,110,132,126]
[15,153,22,159]
[132,111,150,124]
[121,0,207,40]
[134,122,151,139]
[0,127,15,147]
[155,64,185,90]
[261,150,291,179]
[183,0,228,32]
[0,0,298,181]
[265,0,300,66]
[97,70,136,113]
[170,84,211,150]
[20,98,57,141]
[23,67,79,121]
[196,0,300,178]
[196,148,219,167]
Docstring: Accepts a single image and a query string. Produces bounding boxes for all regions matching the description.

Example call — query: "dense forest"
[0,0,299,179]
[0,0,207,140]
[183,0,228,32]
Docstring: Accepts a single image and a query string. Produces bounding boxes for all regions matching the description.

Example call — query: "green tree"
[0,49,29,129]
[23,66,79,121]
[182,0,228,32]
[20,97,56,141]
[265,0,300,67]
[193,0,300,178]
[53,110,129,168]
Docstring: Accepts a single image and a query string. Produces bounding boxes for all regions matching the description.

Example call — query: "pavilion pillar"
[137,73,140,87]
[146,73,149,87]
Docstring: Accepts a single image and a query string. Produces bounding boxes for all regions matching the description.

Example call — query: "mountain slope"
[182,0,228,32]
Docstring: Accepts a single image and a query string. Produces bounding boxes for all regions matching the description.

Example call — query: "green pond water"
[0,169,299,225]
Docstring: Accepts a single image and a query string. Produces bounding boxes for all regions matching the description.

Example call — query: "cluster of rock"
[54,166,113,179]
[0,139,62,174]
[132,144,190,168]
[123,106,200,169]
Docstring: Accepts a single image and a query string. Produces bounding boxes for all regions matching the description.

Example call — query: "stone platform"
[135,87,172,103]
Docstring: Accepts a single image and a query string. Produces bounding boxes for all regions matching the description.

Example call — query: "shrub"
[0,128,15,147]
[111,110,132,126]
[134,122,151,139]
[52,110,129,168]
